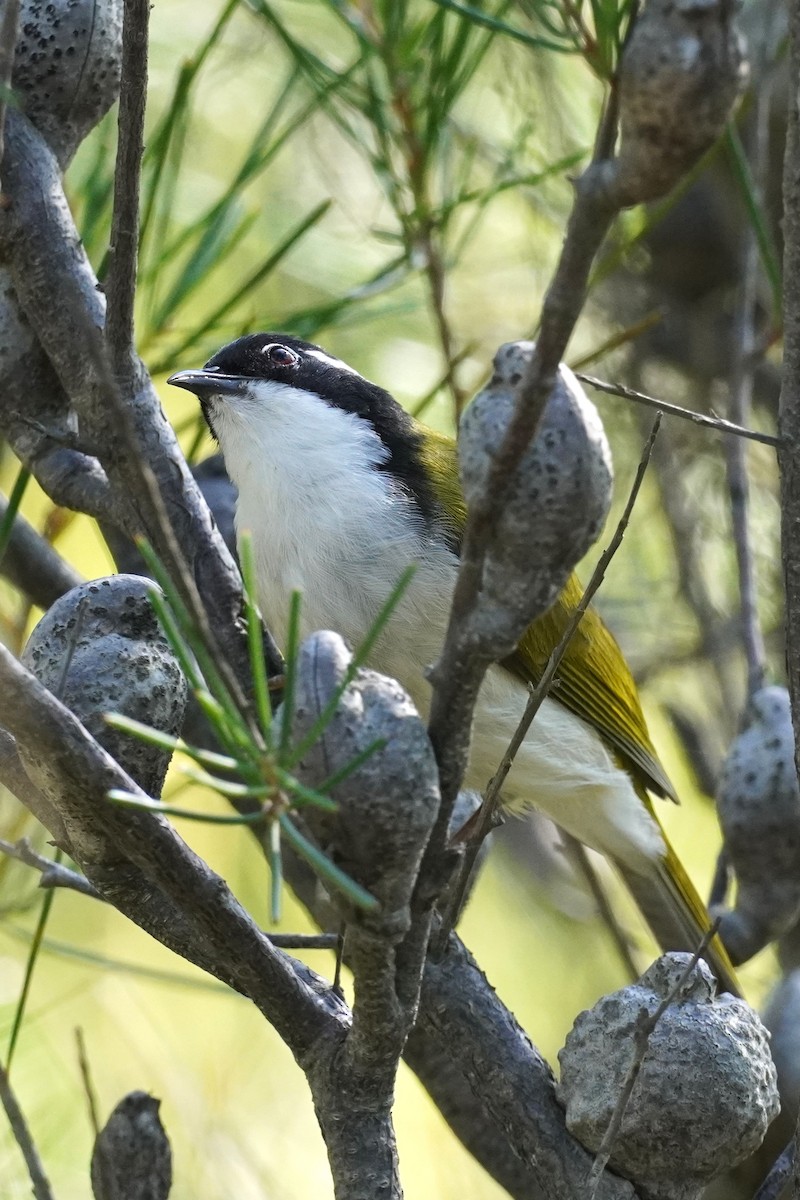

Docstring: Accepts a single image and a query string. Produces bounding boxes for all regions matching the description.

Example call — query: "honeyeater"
[169,333,738,993]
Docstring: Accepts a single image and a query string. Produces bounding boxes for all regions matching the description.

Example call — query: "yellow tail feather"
[614,827,740,997]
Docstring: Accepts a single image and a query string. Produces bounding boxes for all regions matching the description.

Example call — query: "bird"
[168,332,738,993]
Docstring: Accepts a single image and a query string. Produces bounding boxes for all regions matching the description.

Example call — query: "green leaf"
[0,466,31,573]
[239,533,274,740]
[151,200,332,370]
[5,851,60,1068]
[725,124,782,318]
[278,813,379,911]
[106,790,267,825]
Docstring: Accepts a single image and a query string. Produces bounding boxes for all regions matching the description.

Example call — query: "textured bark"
[780,0,800,780]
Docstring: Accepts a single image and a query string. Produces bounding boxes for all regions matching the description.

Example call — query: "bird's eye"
[263,343,298,367]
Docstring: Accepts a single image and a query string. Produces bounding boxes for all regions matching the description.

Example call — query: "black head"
[169,333,455,543]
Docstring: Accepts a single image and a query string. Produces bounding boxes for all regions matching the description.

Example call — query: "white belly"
[248,521,665,872]
[466,670,665,870]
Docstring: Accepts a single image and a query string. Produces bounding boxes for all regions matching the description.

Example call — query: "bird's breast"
[236,462,459,713]
[232,443,664,872]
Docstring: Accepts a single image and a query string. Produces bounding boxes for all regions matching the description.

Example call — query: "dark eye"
[263,343,298,367]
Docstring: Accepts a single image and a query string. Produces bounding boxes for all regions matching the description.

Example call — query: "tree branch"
[0,837,101,898]
[409,932,638,1200]
[282,831,638,1199]
[0,1060,56,1200]
[779,0,800,831]
[576,371,780,448]
[0,642,344,1060]
[0,494,82,609]
[105,0,148,376]
[0,0,19,179]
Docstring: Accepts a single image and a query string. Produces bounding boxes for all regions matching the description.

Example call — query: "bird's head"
[167,333,453,532]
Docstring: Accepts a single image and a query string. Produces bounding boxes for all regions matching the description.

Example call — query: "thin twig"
[268,933,339,950]
[0,838,336,966]
[0,493,82,609]
[0,0,19,182]
[105,0,149,375]
[753,1135,795,1200]
[562,836,640,982]
[0,838,101,897]
[0,1061,56,1200]
[576,371,780,448]
[723,22,777,698]
[439,417,661,942]
[584,924,719,1199]
[75,1028,102,1139]
[0,838,338,952]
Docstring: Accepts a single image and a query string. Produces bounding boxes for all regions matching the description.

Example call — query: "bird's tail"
[614,834,741,998]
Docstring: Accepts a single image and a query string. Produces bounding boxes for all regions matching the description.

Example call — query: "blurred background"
[0,0,788,1195]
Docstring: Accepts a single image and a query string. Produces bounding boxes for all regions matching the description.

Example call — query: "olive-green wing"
[506,576,676,800]
[417,422,676,801]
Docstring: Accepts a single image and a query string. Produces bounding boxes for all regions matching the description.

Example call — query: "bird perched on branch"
[169,333,738,994]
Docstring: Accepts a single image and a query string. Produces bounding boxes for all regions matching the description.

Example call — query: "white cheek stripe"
[306,348,360,375]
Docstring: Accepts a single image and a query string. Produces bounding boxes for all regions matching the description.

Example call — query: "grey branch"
[0,493,82,608]
[282,829,638,1200]
[779,0,800,896]
[105,0,149,378]
[0,1060,56,1200]
[0,837,101,897]
[0,0,19,179]
[0,641,345,1060]
[576,372,780,448]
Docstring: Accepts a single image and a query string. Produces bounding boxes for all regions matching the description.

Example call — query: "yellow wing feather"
[419,423,675,800]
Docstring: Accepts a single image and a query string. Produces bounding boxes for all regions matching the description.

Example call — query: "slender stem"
[752,1135,796,1200]
[563,836,640,982]
[0,838,100,897]
[0,0,19,183]
[576,372,780,448]
[105,0,150,375]
[75,1028,102,1138]
[0,1062,56,1200]
[724,52,774,697]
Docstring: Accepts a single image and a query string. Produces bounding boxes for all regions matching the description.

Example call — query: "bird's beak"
[167,370,247,399]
